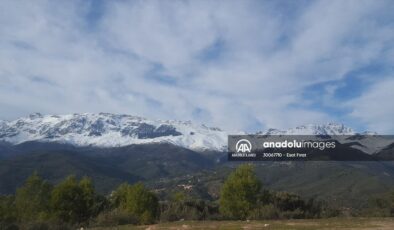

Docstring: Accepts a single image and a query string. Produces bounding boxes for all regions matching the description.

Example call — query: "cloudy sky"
[0,0,393,133]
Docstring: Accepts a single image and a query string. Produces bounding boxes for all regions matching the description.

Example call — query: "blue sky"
[0,0,393,133]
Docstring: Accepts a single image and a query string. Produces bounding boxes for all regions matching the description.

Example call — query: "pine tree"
[15,172,52,221]
[219,164,261,219]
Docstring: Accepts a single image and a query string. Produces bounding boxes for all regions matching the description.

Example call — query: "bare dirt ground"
[93,218,394,230]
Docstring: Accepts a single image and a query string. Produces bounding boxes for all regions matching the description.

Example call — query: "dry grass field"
[92,218,394,230]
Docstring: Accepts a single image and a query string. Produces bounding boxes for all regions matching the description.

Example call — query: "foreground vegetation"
[1,164,393,229]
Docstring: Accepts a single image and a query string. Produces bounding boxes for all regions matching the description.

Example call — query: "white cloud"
[0,0,393,132]
[348,78,394,133]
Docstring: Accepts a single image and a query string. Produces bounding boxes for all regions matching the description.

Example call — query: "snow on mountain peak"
[263,123,355,135]
[0,113,227,151]
[0,113,372,152]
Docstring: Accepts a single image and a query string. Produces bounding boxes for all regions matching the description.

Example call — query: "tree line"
[1,164,392,229]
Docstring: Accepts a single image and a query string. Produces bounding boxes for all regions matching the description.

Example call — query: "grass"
[92,218,394,230]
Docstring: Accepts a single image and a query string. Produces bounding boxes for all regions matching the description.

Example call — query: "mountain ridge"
[0,113,227,151]
[0,113,380,152]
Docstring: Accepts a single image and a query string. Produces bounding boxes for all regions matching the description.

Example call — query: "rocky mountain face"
[0,113,227,151]
[0,113,389,154]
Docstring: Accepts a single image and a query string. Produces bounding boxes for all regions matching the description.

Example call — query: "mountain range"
[0,113,393,209]
[0,113,388,153]
[0,113,227,151]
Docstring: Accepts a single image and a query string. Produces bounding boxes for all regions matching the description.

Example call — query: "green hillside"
[1,142,394,209]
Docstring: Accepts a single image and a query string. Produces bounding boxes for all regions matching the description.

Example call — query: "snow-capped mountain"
[262,123,355,135]
[260,124,391,154]
[0,113,227,151]
[0,113,389,154]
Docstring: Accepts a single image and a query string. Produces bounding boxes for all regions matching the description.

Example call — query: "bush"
[51,176,97,224]
[273,192,305,212]
[363,190,394,217]
[15,173,52,222]
[23,222,49,230]
[248,204,279,220]
[280,208,305,219]
[15,221,73,230]
[0,195,17,224]
[94,209,139,227]
[160,199,220,222]
[112,182,159,224]
[0,223,19,230]
[219,164,262,220]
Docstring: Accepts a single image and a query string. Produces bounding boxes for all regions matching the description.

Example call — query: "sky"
[0,0,393,133]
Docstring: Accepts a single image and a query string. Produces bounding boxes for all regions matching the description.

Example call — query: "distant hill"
[0,142,214,194]
[0,141,394,209]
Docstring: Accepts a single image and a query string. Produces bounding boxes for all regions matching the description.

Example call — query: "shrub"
[51,176,97,224]
[15,173,52,222]
[273,192,305,212]
[219,164,262,220]
[94,209,139,227]
[160,199,220,222]
[0,223,19,230]
[16,221,73,230]
[0,195,17,224]
[112,182,159,224]
[248,204,279,220]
